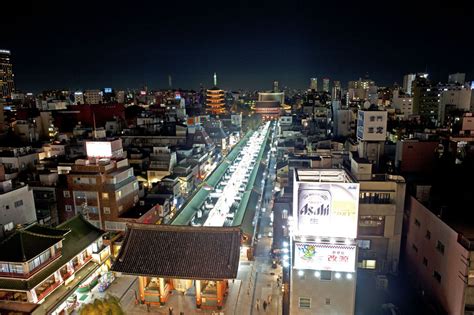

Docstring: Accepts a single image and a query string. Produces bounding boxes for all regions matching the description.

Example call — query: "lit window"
[361,260,376,269]
[102,193,109,200]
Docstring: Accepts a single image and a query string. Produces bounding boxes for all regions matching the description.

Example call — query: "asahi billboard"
[294,242,357,272]
[293,181,359,238]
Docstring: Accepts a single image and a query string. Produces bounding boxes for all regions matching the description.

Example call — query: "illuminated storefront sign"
[293,182,359,238]
[294,242,356,272]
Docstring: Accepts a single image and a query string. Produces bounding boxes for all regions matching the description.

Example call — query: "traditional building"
[0,215,111,315]
[206,87,225,115]
[112,224,240,310]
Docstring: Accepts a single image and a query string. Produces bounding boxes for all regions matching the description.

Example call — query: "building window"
[360,260,376,269]
[14,200,23,208]
[65,205,72,212]
[320,270,332,281]
[414,219,421,227]
[9,263,24,274]
[102,193,109,200]
[369,116,375,122]
[433,271,442,283]
[359,216,385,236]
[436,241,445,255]
[359,192,391,204]
[368,127,375,133]
[412,244,418,253]
[423,257,428,267]
[468,270,474,286]
[325,298,331,305]
[357,240,371,250]
[63,191,70,198]
[0,263,9,273]
[425,230,431,240]
[118,205,123,212]
[299,297,311,309]
[103,207,110,214]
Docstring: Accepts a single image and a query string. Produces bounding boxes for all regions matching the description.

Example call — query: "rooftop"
[112,224,241,280]
[294,168,356,183]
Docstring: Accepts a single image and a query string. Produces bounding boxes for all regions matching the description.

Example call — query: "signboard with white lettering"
[294,242,356,272]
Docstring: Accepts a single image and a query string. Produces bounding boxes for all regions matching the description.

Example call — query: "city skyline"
[2,0,473,92]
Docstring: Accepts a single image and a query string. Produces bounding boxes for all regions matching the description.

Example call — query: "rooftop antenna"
[214,72,217,87]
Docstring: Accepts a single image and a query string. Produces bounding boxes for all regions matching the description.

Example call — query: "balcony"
[36,279,61,302]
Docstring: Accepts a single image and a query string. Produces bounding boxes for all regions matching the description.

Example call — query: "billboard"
[86,141,112,158]
[294,242,356,272]
[293,181,359,238]
[104,88,112,93]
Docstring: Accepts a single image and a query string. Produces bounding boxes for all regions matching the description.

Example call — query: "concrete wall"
[0,185,37,226]
[405,196,468,315]
[290,270,356,315]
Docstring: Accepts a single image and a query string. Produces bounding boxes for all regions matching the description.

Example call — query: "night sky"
[3,0,473,92]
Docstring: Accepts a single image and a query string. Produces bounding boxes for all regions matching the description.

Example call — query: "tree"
[79,295,125,315]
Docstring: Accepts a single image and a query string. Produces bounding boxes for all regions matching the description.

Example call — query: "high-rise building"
[73,91,84,105]
[290,169,359,314]
[322,78,330,93]
[310,78,318,91]
[84,89,103,104]
[403,73,416,95]
[332,81,341,100]
[0,49,15,99]
[348,78,375,101]
[448,72,466,85]
[412,74,440,123]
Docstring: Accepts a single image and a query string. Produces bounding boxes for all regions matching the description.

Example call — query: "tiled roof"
[112,224,241,280]
[0,226,69,262]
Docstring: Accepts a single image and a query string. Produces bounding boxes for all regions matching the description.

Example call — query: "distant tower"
[0,49,15,98]
[214,72,217,87]
[168,74,172,89]
[310,78,318,91]
[273,80,279,92]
